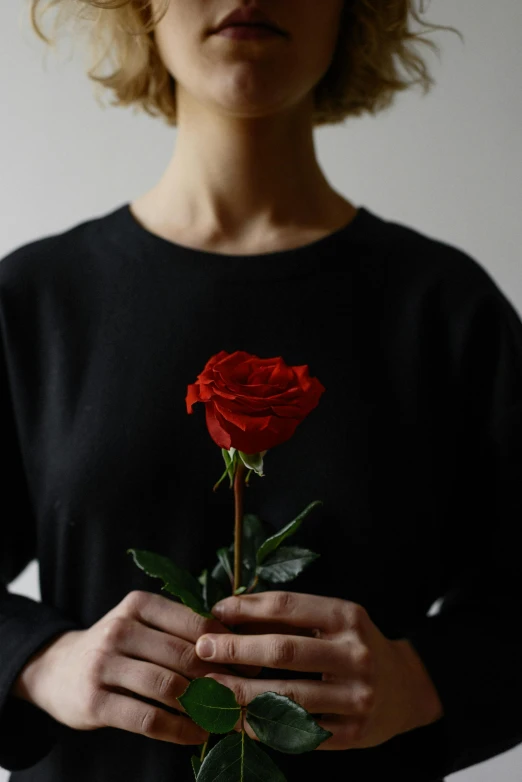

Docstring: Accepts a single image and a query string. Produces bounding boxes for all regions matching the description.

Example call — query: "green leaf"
[256,546,320,583]
[223,448,237,488]
[200,569,227,613]
[242,514,269,581]
[234,586,248,595]
[216,547,234,586]
[210,543,234,590]
[178,678,241,734]
[191,754,202,780]
[255,501,323,566]
[211,514,269,590]
[246,692,332,754]
[197,732,287,782]
[215,448,240,491]
[126,549,213,619]
[238,450,266,477]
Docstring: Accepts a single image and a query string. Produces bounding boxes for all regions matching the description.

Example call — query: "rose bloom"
[186,350,325,454]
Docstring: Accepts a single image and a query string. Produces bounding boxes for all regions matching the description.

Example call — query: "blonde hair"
[29,0,463,127]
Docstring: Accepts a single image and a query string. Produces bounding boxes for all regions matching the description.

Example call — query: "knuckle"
[101,616,131,649]
[355,685,375,714]
[330,599,349,633]
[155,670,178,700]
[353,644,373,677]
[85,685,104,722]
[177,642,198,674]
[84,649,108,686]
[139,706,161,736]
[190,609,214,637]
[123,590,147,615]
[270,637,295,667]
[271,591,296,617]
[221,635,239,662]
[234,680,250,706]
[345,602,367,631]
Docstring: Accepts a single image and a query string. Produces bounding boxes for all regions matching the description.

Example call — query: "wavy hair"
[28,0,463,127]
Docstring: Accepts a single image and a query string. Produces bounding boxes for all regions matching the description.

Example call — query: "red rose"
[186,350,325,454]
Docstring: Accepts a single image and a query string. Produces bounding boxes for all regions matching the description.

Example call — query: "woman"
[1,1,521,781]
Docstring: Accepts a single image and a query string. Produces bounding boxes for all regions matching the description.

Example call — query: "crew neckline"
[123,201,372,259]
[102,201,379,281]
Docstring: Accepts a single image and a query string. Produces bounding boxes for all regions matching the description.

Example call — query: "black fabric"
[1,201,521,781]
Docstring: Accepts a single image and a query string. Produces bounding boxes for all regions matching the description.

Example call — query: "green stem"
[245,574,259,594]
[212,466,228,492]
[233,460,247,594]
[199,738,209,763]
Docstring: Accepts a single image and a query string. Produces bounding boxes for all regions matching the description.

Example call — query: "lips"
[212,7,285,35]
[221,23,279,32]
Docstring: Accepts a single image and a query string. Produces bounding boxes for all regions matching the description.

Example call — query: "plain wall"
[1,0,521,779]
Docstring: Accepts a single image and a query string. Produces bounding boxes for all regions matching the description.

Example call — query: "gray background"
[1,1,521,779]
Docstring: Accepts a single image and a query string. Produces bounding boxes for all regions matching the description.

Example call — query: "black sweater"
[1,202,521,781]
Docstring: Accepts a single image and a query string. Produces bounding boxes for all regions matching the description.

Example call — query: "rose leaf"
[256,546,320,583]
[197,732,287,782]
[246,692,333,754]
[126,549,213,619]
[178,678,241,734]
[255,501,323,566]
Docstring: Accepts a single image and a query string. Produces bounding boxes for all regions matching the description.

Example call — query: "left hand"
[195,591,440,750]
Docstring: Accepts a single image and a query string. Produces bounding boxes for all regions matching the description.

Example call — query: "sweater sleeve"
[402,258,522,778]
[0,264,81,772]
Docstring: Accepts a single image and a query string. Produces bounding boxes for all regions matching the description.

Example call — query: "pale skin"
[197,591,445,750]
[131,0,359,254]
[10,590,266,745]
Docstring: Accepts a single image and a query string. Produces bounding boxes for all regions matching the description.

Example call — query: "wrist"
[393,638,445,734]
[10,631,80,708]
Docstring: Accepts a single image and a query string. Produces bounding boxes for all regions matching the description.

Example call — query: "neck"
[132,96,352,242]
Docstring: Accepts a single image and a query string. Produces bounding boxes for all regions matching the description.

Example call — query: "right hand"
[14,590,262,746]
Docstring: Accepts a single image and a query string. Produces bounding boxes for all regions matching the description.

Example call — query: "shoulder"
[365,208,512,306]
[0,210,111,296]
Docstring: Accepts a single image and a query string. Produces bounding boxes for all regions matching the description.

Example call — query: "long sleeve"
[0,276,81,772]
[0,202,519,781]
[403,260,522,777]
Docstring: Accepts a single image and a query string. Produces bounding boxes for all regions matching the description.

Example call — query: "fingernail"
[212,602,225,617]
[196,636,215,658]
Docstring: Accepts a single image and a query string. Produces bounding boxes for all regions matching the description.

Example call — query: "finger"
[211,591,356,635]
[103,656,192,713]
[113,618,240,680]
[94,689,209,745]
[234,621,316,638]
[227,623,314,674]
[128,594,262,676]
[122,590,234,644]
[195,632,353,675]
[204,674,358,715]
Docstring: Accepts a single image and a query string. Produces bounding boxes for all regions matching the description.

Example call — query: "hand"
[12,590,262,746]
[195,590,444,750]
